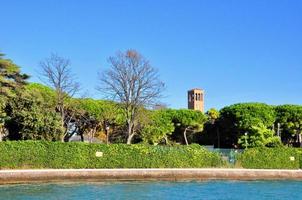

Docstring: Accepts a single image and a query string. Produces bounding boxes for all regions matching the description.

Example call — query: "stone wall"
[1,169,302,184]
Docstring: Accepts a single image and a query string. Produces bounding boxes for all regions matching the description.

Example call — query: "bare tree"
[98,50,165,144]
[39,53,80,141]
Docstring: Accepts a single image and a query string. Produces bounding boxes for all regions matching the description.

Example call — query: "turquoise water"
[0,181,301,200]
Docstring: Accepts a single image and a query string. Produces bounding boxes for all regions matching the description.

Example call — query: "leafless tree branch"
[97,50,165,144]
[39,53,80,141]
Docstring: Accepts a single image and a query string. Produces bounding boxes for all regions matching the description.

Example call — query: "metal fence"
[203,146,244,165]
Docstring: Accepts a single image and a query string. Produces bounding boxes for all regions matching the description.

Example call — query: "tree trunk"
[126,120,134,144]
[60,106,65,128]
[106,129,109,145]
[0,127,4,141]
[183,127,189,146]
[92,127,97,143]
[103,122,109,145]
[59,104,66,142]
[298,133,302,147]
[127,133,135,144]
[164,136,169,145]
[62,129,69,142]
[89,129,94,143]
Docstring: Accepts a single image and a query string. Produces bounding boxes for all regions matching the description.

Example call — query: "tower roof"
[188,88,204,92]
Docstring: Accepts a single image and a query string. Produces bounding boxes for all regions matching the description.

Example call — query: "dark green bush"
[296,149,302,169]
[238,147,300,169]
[0,141,224,169]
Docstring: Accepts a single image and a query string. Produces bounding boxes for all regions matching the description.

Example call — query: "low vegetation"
[0,141,224,169]
[238,147,301,169]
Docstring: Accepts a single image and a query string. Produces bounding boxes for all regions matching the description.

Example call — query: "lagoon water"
[0,181,301,200]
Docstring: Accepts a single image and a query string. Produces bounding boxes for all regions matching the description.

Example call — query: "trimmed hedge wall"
[238,147,301,169]
[0,141,224,169]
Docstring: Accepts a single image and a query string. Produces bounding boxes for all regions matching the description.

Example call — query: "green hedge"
[0,141,224,169]
[238,147,301,169]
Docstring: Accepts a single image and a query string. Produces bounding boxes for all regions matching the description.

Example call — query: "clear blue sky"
[1,0,301,110]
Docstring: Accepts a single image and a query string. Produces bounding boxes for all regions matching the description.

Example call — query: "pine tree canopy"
[0,52,29,97]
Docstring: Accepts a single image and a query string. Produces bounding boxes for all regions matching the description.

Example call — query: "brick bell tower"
[188,88,204,112]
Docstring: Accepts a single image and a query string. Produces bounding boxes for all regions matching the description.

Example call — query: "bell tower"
[188,88,204,112]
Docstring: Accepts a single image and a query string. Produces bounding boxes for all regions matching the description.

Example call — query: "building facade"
[188,88,204,112]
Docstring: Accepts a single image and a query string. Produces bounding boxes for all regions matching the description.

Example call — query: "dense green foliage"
[0,53,29,140]
[238,147,300,169]
[141,110,175,144]
[201,103,302,148]
[274,105,302,145]
[0,141,224,169]
[69,98,125,141]
[0,53,29,97]
[238,124,282,148]
[199,108,220,146]
[206,108,220,124]
[5,88,63,141]
[216,103,278,148]
[26,83,57,107]
[168,109,207,145]
[0,98,7,137]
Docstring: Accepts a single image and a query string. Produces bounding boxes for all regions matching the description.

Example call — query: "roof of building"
[188,88,204,92]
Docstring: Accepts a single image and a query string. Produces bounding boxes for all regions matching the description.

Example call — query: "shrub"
[0,141,224,169]
[238,147,300,169]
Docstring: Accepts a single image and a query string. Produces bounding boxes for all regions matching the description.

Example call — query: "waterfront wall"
[1,169,302,184]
